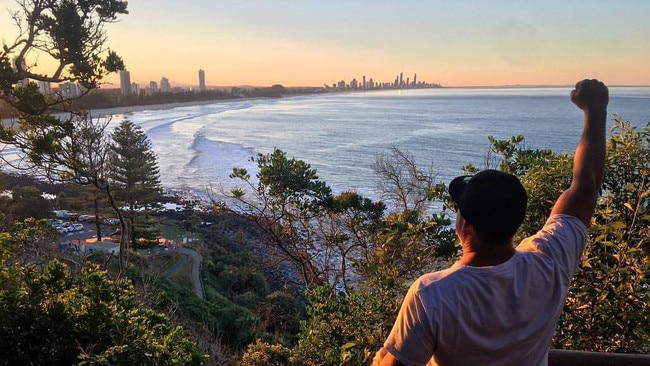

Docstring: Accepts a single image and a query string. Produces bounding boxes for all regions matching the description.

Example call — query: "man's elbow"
[373,347,407,366]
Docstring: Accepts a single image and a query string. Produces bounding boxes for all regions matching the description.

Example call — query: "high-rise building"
[59,82,81,99]
[149,81,158,93]
[119,70,131,96]
[198,69,206,91]
[131,82,139,95]
[38,81,52,96]
[160,77,171,92]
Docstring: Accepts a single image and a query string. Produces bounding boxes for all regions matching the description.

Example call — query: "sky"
[1,0,650,88]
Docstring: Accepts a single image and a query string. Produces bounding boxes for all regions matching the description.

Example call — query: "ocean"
[108,86,649,202]
[3,87,649,202]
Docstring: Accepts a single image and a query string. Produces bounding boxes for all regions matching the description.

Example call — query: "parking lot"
[52,220,119,242]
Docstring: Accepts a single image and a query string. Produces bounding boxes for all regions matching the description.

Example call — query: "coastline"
[0,97,252,123]
[86,98,240,119]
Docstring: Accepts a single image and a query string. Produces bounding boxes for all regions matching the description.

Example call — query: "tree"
[0,0,127,108]
[109,119,162,248]
[5,185,52,220]
[226,148,334,287]
[0,0,131,270]
[372,144,438,215]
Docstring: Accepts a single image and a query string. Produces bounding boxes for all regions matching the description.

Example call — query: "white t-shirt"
[383,214,587,366]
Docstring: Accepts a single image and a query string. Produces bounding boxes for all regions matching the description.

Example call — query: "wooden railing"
[549,349,650,365]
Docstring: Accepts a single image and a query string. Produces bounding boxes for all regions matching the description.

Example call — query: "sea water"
[110,87,649,202]
[3,87,648,201]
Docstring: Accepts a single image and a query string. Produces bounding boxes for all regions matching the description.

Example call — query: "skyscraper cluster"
[117,69,209,96]
[331,72,439,90]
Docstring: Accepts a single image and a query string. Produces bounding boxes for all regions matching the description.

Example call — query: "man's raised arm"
[550,79,609,226]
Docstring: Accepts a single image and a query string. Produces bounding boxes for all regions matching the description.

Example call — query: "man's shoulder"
[517,213,588,273]
[544,213,588,230]
[413,264,466,292]
[519,214,587,248]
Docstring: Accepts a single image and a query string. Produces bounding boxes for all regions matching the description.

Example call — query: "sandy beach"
[85,98,237,119]
[0,98,242,124]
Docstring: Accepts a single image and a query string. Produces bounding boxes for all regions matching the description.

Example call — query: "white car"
[70,223,85,232]
[78,214,94,222]
[104,218,120,226]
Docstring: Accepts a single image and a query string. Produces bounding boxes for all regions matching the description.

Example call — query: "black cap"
[449,170,527,240]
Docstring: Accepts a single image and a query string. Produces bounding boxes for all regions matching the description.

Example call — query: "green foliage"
[109,119,162,247]
[227,148,335,286]
[552,117,650,353]
[487,116,650,353]
[290,285,398,366]
[0,260,204,365]
[158,280,258,349]
[488,135,558,177]
[198,242,303,347]
[359,210,456,293]
[205,246,268,298]
[256,148,332,210]
[2,185,53,220]
[238,339,295,366]
[1,0,127,96]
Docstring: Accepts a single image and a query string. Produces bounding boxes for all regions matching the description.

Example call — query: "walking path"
[162,247,204,299]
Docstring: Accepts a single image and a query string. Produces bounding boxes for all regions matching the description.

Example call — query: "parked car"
[70,223,85,232]
[53,210,72,219]
[104,218,120,226]
[56,226,68,235]
[78,214,94,222]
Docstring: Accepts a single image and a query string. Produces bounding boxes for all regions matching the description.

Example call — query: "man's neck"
[459,241,516,267]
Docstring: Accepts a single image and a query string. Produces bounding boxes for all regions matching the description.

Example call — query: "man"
[374,79,608,366]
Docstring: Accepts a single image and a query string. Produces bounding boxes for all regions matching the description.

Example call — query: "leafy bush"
[0,260,204,365]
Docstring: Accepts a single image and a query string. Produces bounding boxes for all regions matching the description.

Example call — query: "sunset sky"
[1,0,649,88]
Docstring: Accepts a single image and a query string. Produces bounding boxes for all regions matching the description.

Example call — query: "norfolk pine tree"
[109,120,162,248]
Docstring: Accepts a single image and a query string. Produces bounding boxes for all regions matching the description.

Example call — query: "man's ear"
[456,213,476,239]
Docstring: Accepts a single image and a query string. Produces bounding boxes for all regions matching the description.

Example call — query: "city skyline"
[114,67,441,93]
[1,1,649,88]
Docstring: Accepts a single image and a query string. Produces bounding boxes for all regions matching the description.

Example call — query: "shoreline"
[87,98,243,119]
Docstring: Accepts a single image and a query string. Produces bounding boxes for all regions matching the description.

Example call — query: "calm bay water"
[1,86,644,291]
[112,87,649,201]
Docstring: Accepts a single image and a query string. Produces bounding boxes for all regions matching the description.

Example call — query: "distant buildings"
[198,69,206,91]
[109,67,438,96]
[119,70,131,96]
[38,81,52,96]
[329,72,440,91]
[160,77,171,92]
[59,82,81,99]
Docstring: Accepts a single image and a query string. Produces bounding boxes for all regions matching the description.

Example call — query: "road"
[161,247,204,299]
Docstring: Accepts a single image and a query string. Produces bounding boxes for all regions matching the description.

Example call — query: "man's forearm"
[551,79,608,224]
[573,108,607,200]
